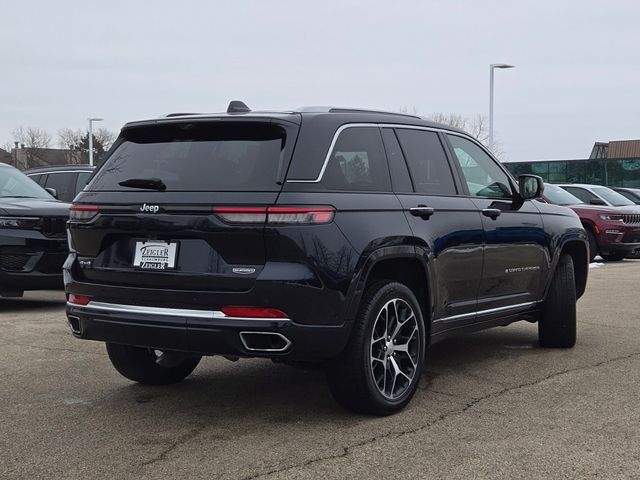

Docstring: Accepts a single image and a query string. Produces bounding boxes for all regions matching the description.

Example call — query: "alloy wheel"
[369,298,420,400]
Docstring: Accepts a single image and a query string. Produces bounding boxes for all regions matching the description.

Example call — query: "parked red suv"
[542,183,640,261]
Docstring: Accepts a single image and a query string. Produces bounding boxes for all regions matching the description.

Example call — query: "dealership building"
[504,139,640,187]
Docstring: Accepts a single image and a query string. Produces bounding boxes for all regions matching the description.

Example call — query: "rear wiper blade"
[118,178,167,191]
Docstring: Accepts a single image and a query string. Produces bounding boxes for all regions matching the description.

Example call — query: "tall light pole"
[489,63,514,152]
[87,117,103,166]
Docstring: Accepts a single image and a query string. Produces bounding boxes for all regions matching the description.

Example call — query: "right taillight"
[213,206,335,225]
[267,206,335,224]
[69,204,99,222]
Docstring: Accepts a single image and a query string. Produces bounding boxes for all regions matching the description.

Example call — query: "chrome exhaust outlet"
[239,331,292,352]
[67,315,81,335]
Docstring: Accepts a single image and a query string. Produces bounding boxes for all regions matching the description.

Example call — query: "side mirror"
[590,198,607,206]
[518,175,544,200]
[45,187,58,199]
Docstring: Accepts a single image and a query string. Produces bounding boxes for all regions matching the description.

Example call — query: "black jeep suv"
[65,103,588,415]
[1,162,69,297]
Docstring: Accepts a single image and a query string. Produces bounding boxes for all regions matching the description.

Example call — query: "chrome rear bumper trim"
[67,301,290,322]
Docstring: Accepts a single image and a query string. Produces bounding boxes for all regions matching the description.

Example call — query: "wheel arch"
[557,239,589,299]
[345,246,433,338]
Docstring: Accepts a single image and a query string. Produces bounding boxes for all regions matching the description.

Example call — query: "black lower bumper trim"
[66,303,351,360]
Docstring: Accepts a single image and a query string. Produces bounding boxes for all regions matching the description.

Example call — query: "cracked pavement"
[2,261,640,479]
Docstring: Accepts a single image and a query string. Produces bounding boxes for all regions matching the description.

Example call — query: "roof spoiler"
[227,100,251,113]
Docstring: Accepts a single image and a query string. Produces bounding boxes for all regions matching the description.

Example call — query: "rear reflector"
[221,306,288,318]
[70,204,99,221]
[213,206,335,225]
[68,293,92,306]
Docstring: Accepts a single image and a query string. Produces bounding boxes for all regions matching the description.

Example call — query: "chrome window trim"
[285,122,509,189]
[67,301,291,322]
[286,123,454,183]
[434,301,538,323]
[27,170,92,175]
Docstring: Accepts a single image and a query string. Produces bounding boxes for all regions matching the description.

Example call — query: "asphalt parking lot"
[2,261,640,480]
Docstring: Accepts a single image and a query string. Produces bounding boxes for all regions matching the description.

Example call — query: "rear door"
[385,127,484,328]
[444,133,548,312]
[70,119,299,293]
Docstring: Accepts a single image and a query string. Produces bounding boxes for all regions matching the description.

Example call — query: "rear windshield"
[89,122,292,192]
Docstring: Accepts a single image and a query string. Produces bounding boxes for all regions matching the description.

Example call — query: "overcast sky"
[1,0,638,161]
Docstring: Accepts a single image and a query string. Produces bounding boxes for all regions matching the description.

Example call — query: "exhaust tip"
[67,315,81,335]
[239,331,292,352]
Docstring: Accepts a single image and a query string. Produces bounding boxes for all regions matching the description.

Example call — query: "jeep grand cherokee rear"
[65,103,588,415]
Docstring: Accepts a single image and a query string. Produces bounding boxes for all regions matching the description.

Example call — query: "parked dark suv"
[25,165,94,203]
[65,103,589,414]
[1,162,69,297]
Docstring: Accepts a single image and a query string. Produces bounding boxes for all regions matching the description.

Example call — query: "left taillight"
[212,206,267,224]
[212,206,335,225]
[69,204,99,222]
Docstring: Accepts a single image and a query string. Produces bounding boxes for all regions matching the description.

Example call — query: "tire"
[586,229,598,262]
[326,281,426,415]
[106,343,201,385]
[539,254,577,348]
[601,253,626,262]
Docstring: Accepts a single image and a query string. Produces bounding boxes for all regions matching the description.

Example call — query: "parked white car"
[557,183,639,208]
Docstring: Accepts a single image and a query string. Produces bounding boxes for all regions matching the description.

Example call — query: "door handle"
[409,205,435,219]
[481,208,501,220]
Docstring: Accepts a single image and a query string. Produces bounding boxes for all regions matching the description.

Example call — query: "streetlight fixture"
[489,63,515,152]
[87,117,104,166]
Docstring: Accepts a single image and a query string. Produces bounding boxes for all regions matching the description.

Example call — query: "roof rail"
[328,107,421,119]
[165,112,200,117]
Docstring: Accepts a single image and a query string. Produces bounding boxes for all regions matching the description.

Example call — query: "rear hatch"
[69,117,300,292]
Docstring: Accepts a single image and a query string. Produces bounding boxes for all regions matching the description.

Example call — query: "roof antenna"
[227,100,251,113]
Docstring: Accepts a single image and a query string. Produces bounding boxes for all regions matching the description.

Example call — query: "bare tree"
[57,127,116,163]
[94,128,116,151]
[427,112,503,159]
[57,128,84,149]
[9,126,54,168]
[58,127,115,151]
[396,108,503,157]
[11,126,51,149]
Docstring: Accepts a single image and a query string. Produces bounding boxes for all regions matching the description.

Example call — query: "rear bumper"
[66,301,351,360]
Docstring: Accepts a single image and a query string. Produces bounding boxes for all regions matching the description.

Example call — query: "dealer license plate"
[133,240,178,270]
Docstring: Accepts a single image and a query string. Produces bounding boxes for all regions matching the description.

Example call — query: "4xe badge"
[140,203,160,213]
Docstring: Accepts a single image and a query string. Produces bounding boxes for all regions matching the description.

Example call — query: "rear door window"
[395,129,457,195]
[381,128,413,193]
[89,122,293,192]
[563,186,597,203]
[320,127,391,191]
[45,172,75,202]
